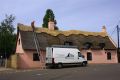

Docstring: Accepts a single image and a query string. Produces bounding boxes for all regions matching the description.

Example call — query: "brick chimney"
[101,26,106,33]
[48,20,55,30]
[31,21,35,31]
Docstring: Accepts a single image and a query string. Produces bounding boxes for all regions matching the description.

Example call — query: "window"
[87,52,92,60]
[64,41,73,46]
[18,39,20,45]
[107,52,111,60]
[99,43,105,49]
[84,42,92,49]
[78,52,82,57]
[33,53,40,61]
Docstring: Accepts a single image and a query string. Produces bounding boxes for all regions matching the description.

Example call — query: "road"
[0,64,120,80]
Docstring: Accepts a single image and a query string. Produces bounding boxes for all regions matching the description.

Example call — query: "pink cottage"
[15,21,118,69]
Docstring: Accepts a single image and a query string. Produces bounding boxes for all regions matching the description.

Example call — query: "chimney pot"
[102,25,106,33]
[48,21,55,30]
[31,21,35,31]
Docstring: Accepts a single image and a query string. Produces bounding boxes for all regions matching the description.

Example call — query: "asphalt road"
[0,64,120,80]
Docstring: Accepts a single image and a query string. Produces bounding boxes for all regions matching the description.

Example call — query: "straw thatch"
[17,24,116,50]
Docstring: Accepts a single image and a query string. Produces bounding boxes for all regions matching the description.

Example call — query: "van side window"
[78,52,82,57]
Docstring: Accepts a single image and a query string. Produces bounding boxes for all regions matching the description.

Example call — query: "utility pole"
[117,25,120,54]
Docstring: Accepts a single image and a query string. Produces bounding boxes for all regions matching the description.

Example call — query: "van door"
[78,52,84,63]
[46,47,53,63]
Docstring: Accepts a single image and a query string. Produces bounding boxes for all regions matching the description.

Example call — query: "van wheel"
[58,63,63,68]
[82,62,86,67]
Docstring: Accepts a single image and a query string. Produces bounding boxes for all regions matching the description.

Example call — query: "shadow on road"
[47,64,88,69]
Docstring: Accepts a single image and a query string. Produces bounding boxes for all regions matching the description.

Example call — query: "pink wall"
[16,32,46,69]
[17,50,46,69]
[16,32,24,54]
[81,49,118,63]
[16,32,118,69]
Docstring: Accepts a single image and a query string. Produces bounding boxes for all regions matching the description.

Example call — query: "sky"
[0,0,120,43]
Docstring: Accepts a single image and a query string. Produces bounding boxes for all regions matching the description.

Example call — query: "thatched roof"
[17,24,116,50]
[18,24,107,37]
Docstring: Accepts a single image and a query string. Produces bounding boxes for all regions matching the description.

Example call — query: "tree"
[0,15,16,58]
[42,9,57,28]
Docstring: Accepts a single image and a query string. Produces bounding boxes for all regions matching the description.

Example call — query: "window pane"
[18,39,20,45]
[78,52,82,57]
[87,52,92,60]
[33,53,40,61]
[107,52,111,60]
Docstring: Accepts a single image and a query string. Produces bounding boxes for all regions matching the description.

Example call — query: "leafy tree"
[42,9,58,29]
[0,15,16,58]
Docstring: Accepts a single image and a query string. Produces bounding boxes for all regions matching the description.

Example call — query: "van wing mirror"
[81,55,85,58]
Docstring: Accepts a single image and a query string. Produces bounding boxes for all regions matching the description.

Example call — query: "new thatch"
[17,24,116,50]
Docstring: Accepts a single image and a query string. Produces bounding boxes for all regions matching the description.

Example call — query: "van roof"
[50,45,78,48]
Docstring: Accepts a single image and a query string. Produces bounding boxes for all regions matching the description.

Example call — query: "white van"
[46,45,87,68]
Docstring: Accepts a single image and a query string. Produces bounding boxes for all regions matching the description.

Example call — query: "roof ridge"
[18,24,107,37]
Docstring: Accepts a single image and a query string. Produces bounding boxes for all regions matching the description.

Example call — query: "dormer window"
[64,41,73,46]
[84,42,92,49]
[99,43,105,49]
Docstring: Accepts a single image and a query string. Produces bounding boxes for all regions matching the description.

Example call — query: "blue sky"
[0,0,120,42]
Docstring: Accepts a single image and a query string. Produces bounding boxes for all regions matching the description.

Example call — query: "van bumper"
[83,61,88,64]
